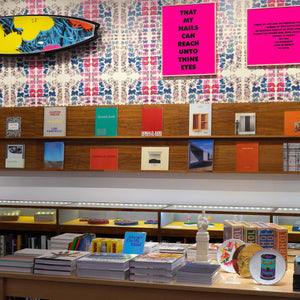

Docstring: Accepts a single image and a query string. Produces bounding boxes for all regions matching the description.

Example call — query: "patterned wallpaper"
[0,0,300,107]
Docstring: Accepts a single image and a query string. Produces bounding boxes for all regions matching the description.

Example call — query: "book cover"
[141,147,169,171]
[283,143,300,172]
[189,103,212,136]
[95,107,118,136]
[44,142,64,170]
[188,139,213,171]
[123,232,146,255]
[141,107,163,136]
[90,148,118,170]
[77,253,138,271]
[235,113,256,135]
[5,144,25,168]
[6,117,21,137]
[284,111,300,136]
[130,253,185,270]
[236,141,259,172]
[43,107,66,137]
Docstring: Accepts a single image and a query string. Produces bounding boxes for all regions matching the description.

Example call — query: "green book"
[95,107,118,136]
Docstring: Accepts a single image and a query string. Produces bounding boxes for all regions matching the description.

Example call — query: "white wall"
[0,171,299,208]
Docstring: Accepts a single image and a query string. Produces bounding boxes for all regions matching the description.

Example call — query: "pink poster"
[248,6,300,66]
[162,3,216,76]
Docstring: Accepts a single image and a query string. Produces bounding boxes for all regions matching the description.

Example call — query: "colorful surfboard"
[0,15,100,55]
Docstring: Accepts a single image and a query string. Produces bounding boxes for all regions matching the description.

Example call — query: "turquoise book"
[95,107,118,136]
[122,232,146,255]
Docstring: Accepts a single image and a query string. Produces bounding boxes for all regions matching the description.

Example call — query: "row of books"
[0,249,220,285]
[7,105,300,138]
[6,139,300,172]
[223,220,288,264]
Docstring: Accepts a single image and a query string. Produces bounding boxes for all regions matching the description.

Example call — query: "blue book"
[122,232,146,255]
[188,139,214,171]
[44,142,64,170]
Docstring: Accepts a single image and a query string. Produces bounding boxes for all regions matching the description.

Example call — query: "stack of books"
[34,250,89,276]
[159,243,186,255]
[143,241,159,254]
[50,233,82,250]
[186,243,221,261]
[77,253,138,280]
[130,253,185,283]
[0,254,35,273]
[176,262,220,286]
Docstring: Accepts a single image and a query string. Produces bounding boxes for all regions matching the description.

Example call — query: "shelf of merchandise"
[0,200,299,242]
[0,102,299,173]
[0,263,298,300]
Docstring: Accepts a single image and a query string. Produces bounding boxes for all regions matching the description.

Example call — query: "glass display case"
[0,200,299,242]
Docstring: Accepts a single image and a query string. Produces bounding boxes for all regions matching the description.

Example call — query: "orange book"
[284,111,300,136]
[236,141,259,172]
[90,148,118,170]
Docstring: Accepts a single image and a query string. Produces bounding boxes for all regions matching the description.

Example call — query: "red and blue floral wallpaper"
[0,0,299,107]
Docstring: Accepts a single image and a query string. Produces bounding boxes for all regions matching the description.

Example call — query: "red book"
[141,107,163,136]
[90,149,118,170]
[236,141,259,172]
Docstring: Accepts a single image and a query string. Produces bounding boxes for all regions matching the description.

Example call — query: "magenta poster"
[162,3,216,77]
[248,6,300,66]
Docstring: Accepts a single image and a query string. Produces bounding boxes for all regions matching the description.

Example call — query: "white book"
[43,107,66,137]
[189,103,212,136]
[5,144,25,168]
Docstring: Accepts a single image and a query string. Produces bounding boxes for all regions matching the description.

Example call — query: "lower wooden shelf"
[0,263,298,300]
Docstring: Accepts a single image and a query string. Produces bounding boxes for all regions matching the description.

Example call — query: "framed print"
[162,3,216,76]
[247,6,300,66]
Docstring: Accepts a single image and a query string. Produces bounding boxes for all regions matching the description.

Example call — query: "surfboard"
[0,15,100,55]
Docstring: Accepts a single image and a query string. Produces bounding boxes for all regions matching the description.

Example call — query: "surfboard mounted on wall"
[0,15,100,56]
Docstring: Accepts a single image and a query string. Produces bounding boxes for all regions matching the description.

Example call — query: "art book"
[123,232,146,255]
[284,111,300,136]
[235,113,256,135]
[95,107,118,136]
[6,117,21,137]
[141,147,169,171]
[90,148,118,170]
[188,139,213,171]
[141,107,163,136]
[283,143,300,172]
[236,141,259,172]
[189,103,212,136]
[5,144,25,168]
[44,142,64,170]
[43,107,66,137]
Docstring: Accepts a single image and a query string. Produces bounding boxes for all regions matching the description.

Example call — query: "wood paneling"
[0,102,298,173]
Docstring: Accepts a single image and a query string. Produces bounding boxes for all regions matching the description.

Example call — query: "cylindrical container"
[260,254,276,280]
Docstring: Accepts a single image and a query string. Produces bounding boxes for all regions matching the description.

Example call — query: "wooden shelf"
[0,263,298,300]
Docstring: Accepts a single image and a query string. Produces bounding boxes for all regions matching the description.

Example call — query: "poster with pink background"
[248,6,300,66]
[162,3,216,76]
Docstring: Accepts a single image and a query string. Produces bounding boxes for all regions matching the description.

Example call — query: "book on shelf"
[95,107,118,136]
[176,262,221,285]
[235,113,256,135]
[189,103,212,136]
[5,144,25,168]
[141,107,163,136]
[6,117,21,137]
[44,141,64,170]
[0,254,34,273]
[43,106,66,137]
[141,147,169,171]
[236,141,259,172]
[284,111,300,136]
[188,139,213,171]
[123,232,146,255]
[283,143,300,172]
[90,148,118,170]
[78,268,130,280]
[50,233,84,250]
[77,253,138,271]
[130,253,185,271]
